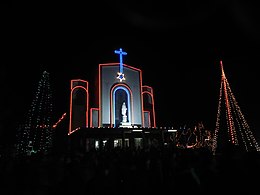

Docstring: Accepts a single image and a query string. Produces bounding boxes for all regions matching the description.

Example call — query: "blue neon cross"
[114,48,127,73]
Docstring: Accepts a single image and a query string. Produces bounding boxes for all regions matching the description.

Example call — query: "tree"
[15,71,54,156]
[212,61,260,155]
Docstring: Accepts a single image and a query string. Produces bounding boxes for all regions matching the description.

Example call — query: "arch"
[69,86,89,134]
[111,84,133,127]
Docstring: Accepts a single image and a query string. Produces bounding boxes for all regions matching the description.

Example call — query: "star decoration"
[117,72,125,82]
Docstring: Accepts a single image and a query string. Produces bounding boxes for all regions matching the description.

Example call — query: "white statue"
[121,102,127,116]
[121,102,127,122]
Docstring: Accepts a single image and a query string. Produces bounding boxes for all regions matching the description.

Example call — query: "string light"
[212,61,260,155]
[15,71,54,157]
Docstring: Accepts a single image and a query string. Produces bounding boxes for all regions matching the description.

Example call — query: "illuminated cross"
[114,48,127,74]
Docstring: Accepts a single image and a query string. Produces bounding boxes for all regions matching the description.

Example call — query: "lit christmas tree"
[212,61,260,155]
[15,70,54,156]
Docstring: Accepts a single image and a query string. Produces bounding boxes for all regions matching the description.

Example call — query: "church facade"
[67,48,175,151]
[69,48,156,134]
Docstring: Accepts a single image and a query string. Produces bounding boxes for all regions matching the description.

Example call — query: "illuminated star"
[117,72,125,82]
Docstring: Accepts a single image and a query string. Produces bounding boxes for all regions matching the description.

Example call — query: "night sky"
[1,1,260,146]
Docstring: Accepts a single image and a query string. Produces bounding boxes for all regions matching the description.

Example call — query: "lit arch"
[110,84,133,127]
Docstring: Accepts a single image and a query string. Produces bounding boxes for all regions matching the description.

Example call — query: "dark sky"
[1,1,260,144]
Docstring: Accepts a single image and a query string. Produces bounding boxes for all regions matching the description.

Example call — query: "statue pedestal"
[119,122,132,128]
[122,115,127,123]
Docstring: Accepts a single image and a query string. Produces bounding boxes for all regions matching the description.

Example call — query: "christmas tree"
[15,70,54,156]
[212,61,260,154]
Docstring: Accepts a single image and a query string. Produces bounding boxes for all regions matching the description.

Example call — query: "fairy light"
[212,72,223,155]
[15,71,54,156]
[212,61,260,155]
[52,112,67,129]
